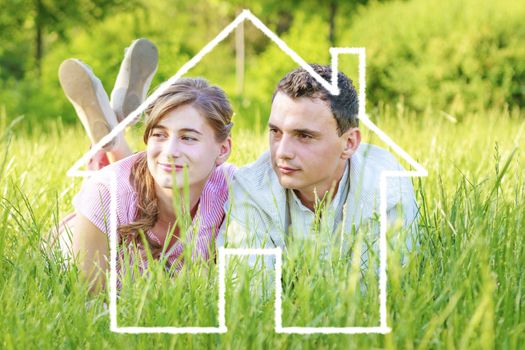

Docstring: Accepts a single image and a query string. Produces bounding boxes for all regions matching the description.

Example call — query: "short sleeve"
[72,174,114,235]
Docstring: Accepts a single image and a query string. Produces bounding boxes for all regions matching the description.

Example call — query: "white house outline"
[66,9,428,335]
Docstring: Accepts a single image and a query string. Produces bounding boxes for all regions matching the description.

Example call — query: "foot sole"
[116,38,158,121]
[59,59,116,149]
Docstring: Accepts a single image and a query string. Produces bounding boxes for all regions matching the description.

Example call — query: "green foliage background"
[0,0,523,127]
[1,105,523,349]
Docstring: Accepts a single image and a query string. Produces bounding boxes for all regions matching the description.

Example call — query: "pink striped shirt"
[72,152,235,278]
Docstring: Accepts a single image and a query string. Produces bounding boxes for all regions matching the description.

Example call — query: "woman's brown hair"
[118,78,233,257]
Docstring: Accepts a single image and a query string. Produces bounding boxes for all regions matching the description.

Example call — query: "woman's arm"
[70,213,109,293]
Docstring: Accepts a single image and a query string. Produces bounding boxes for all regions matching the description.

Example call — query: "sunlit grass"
[0,105,524,349]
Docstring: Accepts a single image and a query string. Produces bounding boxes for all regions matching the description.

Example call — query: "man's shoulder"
[233,151,280,192]
[356,143,404,172]
[353,143,416,211]
[228,150,285,217]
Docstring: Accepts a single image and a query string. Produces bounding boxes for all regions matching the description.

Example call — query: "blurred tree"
[4,0,518,127]
[234,0,384,46]
[0,0,137,79]
[342,0,525,113]
[0,0,33,80]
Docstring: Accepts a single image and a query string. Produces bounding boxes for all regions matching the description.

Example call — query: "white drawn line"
[64,8,429,335]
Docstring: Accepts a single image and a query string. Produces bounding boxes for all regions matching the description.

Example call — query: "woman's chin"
[156,175,188,191]
[153,175,173,190]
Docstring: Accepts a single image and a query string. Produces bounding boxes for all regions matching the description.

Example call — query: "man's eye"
[269,128,279,134]
[298,133,312,139]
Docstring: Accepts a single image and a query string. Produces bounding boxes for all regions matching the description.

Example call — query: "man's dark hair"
[273,64,359,134]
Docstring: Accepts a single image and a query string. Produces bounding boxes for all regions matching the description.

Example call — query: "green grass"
[0,105,524,349]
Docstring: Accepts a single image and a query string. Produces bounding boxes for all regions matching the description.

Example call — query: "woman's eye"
[181,136,197,141]
[151,132,166,138]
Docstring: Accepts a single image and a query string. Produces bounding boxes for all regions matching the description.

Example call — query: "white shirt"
[219,143,418,258]
[285,160,349,240]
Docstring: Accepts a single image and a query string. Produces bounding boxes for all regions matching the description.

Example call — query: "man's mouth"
[158,162,185,173]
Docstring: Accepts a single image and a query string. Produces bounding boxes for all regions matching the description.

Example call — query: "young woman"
[56,41,234,291]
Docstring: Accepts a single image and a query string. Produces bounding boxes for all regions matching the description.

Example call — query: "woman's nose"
[165,136,182,157]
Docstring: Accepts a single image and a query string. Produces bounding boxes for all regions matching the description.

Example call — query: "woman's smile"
[158,162,185,173]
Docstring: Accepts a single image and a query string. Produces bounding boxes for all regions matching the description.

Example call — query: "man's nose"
[275,134,294,160]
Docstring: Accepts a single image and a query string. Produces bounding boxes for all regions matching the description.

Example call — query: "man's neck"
[294,160,348,212]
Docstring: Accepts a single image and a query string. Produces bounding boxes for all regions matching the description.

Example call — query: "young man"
[220,64,417,257]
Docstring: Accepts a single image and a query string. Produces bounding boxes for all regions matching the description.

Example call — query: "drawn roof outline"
[67,9,427,178]
[63,9,428,335]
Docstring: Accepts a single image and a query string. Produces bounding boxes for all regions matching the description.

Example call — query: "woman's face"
[146,104,230,196]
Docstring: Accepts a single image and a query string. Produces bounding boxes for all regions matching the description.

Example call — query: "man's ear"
[216,137,232,166]
[341,127,361,160]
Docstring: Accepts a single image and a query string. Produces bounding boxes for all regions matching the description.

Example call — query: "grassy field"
[0,105,524,349]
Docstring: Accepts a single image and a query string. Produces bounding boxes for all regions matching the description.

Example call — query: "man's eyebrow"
[268,123,320,136]
[293,128,321,136]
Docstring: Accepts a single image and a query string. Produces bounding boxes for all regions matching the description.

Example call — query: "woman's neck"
[155,183,203,224]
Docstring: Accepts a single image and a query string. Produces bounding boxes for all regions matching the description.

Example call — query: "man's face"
[268,92,359,198]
